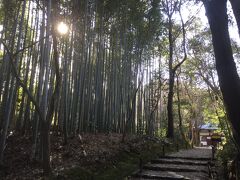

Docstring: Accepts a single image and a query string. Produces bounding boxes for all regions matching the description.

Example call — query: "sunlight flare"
[57,22,68,35]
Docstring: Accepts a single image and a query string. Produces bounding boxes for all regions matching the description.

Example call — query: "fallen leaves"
[1,133,159,179]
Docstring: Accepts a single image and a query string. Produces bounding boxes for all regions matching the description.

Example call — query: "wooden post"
[139,158,143,173]
[207,161,213,178]
[162,145,165,156]
[212,145,215,160]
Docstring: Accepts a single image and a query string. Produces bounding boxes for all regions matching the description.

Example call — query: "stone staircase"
[129,147,216,180]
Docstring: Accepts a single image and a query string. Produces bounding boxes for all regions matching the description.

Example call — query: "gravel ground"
[168,147,213,159]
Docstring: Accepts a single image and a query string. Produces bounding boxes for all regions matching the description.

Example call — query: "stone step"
[160,155,212,161]
[143,163,209,174]
[151,158,212,166]
[129,148,215,180]
[131,170,187,180]
[131,170,210,180]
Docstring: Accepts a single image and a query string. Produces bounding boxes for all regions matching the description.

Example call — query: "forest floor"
[0,133,177,179]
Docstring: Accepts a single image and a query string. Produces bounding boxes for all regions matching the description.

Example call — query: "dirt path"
[129,147,216,180]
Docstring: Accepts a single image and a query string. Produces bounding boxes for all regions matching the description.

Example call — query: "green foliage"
[0,49,3,59]
[217,140,238,163]
[174,129,191,148]
[1,0,18,28]
[0,3,4,23]
[104,0,163,49]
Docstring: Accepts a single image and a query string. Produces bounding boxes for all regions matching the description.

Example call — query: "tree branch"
[173,4,187,73]
[0,39,44,122]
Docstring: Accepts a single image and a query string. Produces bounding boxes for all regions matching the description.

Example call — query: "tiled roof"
[198,123,218,130]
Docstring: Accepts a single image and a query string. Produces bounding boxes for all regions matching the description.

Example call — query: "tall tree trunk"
[176,73,189,146]
[229,0,240,37]
[166,1,187,138]
[167,17,174,139]
[0,0,26,163]
[203,0,240,149]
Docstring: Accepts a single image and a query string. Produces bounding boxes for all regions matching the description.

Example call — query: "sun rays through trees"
[0,0,239,177]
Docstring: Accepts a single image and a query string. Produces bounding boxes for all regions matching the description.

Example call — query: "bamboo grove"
[1,0,239,175]
[0,0,168,172]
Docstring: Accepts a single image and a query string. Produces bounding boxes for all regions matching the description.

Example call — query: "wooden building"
[199,123,218,146]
